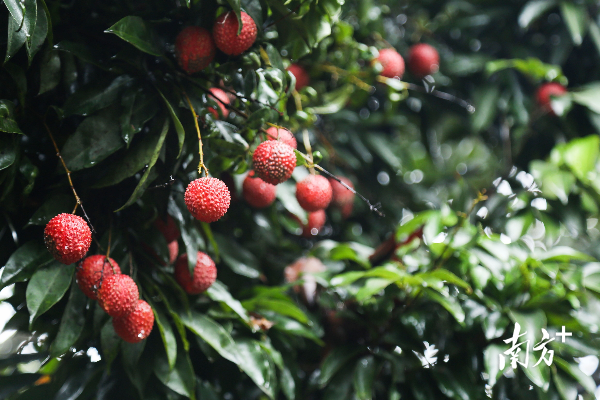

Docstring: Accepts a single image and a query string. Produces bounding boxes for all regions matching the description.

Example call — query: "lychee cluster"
[76,255,154,343]
[175,11,257,75]
[375,44,440,80]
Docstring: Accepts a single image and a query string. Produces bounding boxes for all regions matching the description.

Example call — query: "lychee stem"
[302,129,315,175]
[42,116,95,234]
[320,64,374,92]
[184,92,209,176]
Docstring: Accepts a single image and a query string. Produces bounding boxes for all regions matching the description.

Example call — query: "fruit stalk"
[184,92,209,176]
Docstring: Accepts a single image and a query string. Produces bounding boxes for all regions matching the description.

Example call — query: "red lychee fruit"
[296,175,333,212]
[287,64,310,90]
[536,82,568,116]
[266,126,297,149]
[253,141,296,185]
[377,48,405,79]
[302,210,326,237]
[340,202,353,219]
[329,177,354,208]
[167,240,179,264]
[243,170,277,208]
[174,252,217,294]
[184,177,231,223]
[97,274,139,318]
[208,88,230,119]
[76,255,121,300]
[44,213,92,265]
[408,43,440,78]
[154,215,180,243]
[175,26,216,74]
[213,11,257,56]
[112,299,154,343]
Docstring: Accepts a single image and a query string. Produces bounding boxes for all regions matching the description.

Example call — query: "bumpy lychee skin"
[302,210,326,237]
[76,255,121,300]
[175,27,216,74]
[377,48,405,79]
[296,175,333,212]
[184,177,231,223]
[208,88,230,119]
[408,44,440,78]
[253,141,296,185]
[287,64,310,90]
[44,214,92,265]
[213,11,257,56]
[329,177,354,207]
[154,215,180,243]
[266,127,297,149]
[112,300,154,343]
[97,274,139,317]
[174,252,217,294]
[243,171,277,208]
[536,82,568,116]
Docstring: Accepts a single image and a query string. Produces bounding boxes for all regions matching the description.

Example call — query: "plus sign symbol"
[556,326,572,343]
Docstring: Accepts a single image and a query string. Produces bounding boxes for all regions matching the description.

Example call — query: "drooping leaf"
[181,312,239,364]
[39,48,61,94]
[26,261,74,327]
[206,281,250,322]
[353,355,376,400]
[0,241,53,289]
[105,16,163,56]
[50,279,87,357]
[560,2,588,46]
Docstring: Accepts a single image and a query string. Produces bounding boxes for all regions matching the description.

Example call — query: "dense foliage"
[2,0,600,399]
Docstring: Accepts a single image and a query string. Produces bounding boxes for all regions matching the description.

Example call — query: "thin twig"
[183,92,209,176]
[42,117,95,233]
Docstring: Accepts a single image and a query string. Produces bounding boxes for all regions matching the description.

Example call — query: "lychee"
[213,11,257,56]
[253,141,296,185]
[112,299,154,343]
[208,88,230,119]
[154,215,180,243]
[44,213,92,265]
[377,48,405,79]
[408,43,440,78]
[296,175,332,212]
[536,82,567,116]
[174,252,217,294]
[329,177,354,207]
[184,177,231,223]
[243,171,277,208]
[302,210,326,237]
[76,255,121,300]
[287,64,310,90]
[167,240,179,264]
[97,274,139,317]
[175,26,216,74]
[266,127,297,149]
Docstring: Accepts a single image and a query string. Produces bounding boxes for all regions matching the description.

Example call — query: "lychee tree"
[2,0,600,399]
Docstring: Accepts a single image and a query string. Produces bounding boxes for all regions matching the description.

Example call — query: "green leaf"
[181,312,239,364]
[0,374,42,399]
[154,347,196,399]
[318,346,362,387]
[419,269,472,292]
[3,64,27,108]
[26,261,74,327]
[100,320,120,366]
[50,279,87,357]
[38,48,61,94]
[0,241,53,289]
[267,313,324,345]
[235,339,277,399]
[63,75,134,116]
[116,117,169,211]
[26,0,48,63]
[552,368,578,400]
[61,107,124,171]
[353,355,376,400]
[224,0,242,35]
[554,357,596,393]
[519,0,558,29]
[355,278,395,302]
[120,91,159,146]
[150,302,177,370]
[0,100,23,134]
[27,194,74,226]
[561,135,599,181]
[243,298,308,324]
[484,344,505,387]
[0,135,16,171]
[571,83,600,114]
[206,280,250,322]
[5,12,27,62]
[560,2,588,46]
[536,246,594,262]
[105,16,163,56]
[264,43,284,70]
[424,288,465,324]
[486,58,565,82]
[92,128,163,188]
[157,88,185,157]
[472,84,499,131]
[276,180,307,224]
[23,0,37,44]
[306,84,355,115]
[214,233,261,278]
[588,20,600,57]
